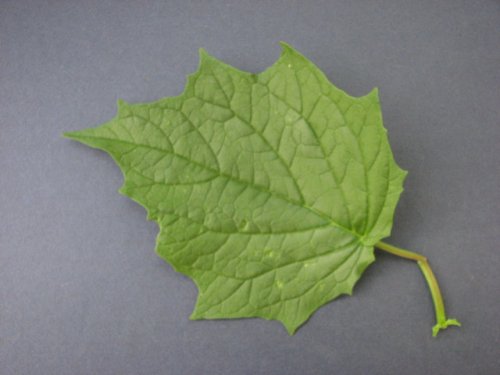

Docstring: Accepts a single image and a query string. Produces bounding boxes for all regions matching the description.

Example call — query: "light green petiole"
[375,241,461,337]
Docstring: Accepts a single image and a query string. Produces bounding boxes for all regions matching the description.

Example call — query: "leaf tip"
[116,98,128,108]
[116,98,131,117]
[278,40,293,50]
[189,310,202,321]
[117,186,128,196]
[198,47,210,61]
[62,130,81,140]
[366,86,380,102]
[284,323,298,336]
[278,41,300,59]
[195,47,216,75]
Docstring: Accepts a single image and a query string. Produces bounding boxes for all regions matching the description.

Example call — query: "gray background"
[1,1,499,374]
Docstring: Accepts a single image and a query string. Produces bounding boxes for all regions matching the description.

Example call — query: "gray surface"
[1,1,499,374]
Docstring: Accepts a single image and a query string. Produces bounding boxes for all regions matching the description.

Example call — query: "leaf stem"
[375,241,461,337]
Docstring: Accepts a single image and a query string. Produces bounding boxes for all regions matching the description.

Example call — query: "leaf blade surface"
[65,42,407,333]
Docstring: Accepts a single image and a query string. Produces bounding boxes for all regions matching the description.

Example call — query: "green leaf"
[65,42,407,334]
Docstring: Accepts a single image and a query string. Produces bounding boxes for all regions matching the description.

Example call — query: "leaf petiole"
[375,241,461,337]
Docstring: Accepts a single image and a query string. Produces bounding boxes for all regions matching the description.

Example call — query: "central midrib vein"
[67,133,365,243]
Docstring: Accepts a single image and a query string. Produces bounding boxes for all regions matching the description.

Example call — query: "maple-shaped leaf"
[65,42,410,334]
